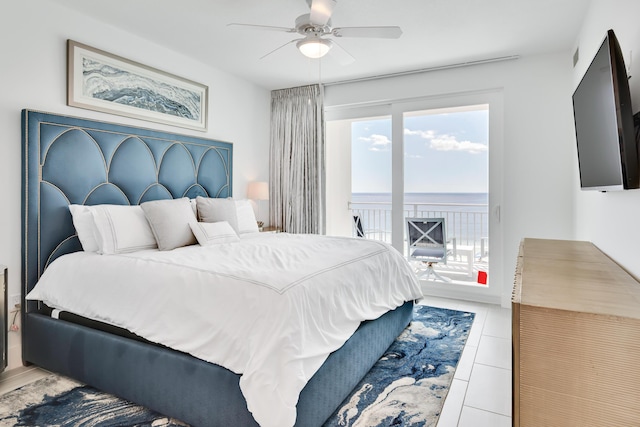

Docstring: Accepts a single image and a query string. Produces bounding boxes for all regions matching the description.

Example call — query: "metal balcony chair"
[353,215,366,238]
[353,214,389,241]
[406,217,451,282]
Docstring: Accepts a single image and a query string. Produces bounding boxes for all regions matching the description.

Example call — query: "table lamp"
[247,181,269,228]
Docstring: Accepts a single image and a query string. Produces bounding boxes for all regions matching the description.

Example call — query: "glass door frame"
[326,89,504,303]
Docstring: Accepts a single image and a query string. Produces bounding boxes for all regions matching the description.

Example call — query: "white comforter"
[26,232,422,427]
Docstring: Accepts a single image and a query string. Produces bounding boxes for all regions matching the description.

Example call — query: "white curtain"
[269,84,325,234]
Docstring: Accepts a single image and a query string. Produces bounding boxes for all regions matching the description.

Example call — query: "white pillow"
[141,198,197,251]
[195,197,234,225]
[90,205,158,254]
[68,204,100,252]
[189,221,240,246]
[235,200,260,233]
[196,197,259,234]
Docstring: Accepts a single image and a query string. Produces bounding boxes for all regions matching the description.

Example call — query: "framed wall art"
[67,40,208,131]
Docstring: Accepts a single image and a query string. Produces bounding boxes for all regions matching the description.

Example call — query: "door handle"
[493,205,501,223]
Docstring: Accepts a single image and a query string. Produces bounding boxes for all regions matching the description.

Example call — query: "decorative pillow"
[189,221,240,246]
[141,198,198,251]
[90,205,158,254]
[195,197,235,225]
[68,204,100,252]
[196,197,260,234]
[235,200,260,233]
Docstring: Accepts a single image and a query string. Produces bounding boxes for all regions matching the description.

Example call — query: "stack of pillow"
[69,197,261,254]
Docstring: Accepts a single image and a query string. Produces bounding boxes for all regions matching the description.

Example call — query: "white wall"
[573,0,640,280]
[324,52,577,306]
[1,1,270,369]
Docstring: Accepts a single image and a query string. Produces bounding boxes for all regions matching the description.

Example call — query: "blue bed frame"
[20,109,413,426]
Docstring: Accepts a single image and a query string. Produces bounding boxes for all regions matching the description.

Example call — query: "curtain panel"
[269,84,325,234]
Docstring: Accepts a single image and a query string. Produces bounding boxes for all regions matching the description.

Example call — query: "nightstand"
[0,266,6,372]
[260,226,281,233]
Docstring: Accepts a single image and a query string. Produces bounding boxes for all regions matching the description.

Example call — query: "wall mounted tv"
[572,29,639,191]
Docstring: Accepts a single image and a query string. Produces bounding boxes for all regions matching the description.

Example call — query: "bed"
[21,109,421,427]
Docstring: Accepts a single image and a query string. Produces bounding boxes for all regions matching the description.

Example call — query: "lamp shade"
[297,37,332,59]
[247,181,269,200]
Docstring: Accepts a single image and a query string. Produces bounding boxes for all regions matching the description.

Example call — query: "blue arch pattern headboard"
[21,109,233,297]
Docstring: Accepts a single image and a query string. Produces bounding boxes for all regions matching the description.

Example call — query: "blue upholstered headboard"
[21,109,233,300]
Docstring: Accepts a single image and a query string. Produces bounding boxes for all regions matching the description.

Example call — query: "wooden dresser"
[512,238,640,427]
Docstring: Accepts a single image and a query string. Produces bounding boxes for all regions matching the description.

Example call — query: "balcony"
[350,200,489,285]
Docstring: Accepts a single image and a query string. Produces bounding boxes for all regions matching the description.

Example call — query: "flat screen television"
[572,29,639,191]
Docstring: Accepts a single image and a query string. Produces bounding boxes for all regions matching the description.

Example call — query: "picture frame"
[67,40,208,131]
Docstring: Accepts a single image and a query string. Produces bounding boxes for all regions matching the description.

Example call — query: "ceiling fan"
[228,0,402,63]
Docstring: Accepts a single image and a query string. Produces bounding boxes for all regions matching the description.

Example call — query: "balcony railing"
[349,201,489,258]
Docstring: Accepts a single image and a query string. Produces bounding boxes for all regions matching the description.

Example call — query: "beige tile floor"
[425,296,512,427]
[0,296,512,426]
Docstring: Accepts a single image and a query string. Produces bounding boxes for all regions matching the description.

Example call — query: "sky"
[351,105,489,194]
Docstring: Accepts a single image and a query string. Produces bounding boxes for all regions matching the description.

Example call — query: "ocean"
[352,192,488,210]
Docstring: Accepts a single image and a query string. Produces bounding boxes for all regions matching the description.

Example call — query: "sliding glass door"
[325,106,392,242]
[326,90,503,299]
[403,105,489,284]
[351,117,392,242]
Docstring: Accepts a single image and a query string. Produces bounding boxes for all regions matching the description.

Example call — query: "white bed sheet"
[26,232,422,427]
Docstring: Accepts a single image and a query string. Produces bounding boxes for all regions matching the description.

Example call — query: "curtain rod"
[323,55,520,87]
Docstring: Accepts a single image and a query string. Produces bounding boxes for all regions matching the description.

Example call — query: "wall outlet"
[9,294,21,310]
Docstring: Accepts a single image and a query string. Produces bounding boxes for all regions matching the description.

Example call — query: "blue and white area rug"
[0,305,473,427]
[323,305,474,427]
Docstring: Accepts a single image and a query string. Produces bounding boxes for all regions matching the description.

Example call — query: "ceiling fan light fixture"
[297,37,332,58]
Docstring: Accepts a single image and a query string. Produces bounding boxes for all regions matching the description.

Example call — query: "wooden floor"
[0,365,49,395]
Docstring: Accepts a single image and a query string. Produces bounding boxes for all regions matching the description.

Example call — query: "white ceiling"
[50,0,591,90]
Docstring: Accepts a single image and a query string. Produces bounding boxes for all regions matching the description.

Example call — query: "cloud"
[359,134,392,152]
[405,128,487,154]
[430,135,487,154]
[404,128,436,139]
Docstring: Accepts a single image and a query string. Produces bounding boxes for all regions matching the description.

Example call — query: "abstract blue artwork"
[82,58,201,120]
[68,40,208,131]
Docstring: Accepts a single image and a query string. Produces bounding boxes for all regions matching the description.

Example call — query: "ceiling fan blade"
[309,0,337,26]
[260,39,300,60]
[227,23,296,33]
[332,26,403,39]
[328,39,355,66]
